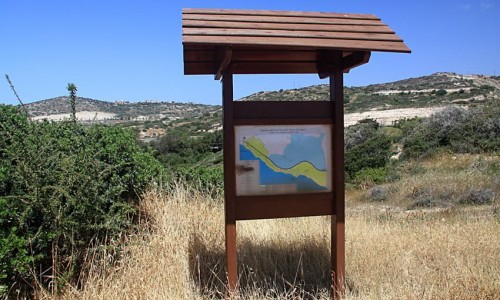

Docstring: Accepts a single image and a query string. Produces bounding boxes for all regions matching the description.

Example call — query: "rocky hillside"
[23,72,499,130]
[240,72,500,113]
[26,97,220,123]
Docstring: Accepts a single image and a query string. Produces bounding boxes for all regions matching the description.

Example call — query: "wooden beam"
[317,50,339,79]
[342,51,371,73]
[234,101,333,120]
[235,193,333,220]
[186,61,320,75]
[185,49,318,63]
[215,47,232,80]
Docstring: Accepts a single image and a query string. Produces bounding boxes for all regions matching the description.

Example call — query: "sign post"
[182,8,410,299]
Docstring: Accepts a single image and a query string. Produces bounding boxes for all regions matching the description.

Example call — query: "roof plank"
[183,35,411,53]
[183,28,403,42]
[183,13,385,26]
[183,8,379,20]
[183,20,395,34]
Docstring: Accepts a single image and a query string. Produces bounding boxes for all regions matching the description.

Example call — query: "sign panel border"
[235,124,332,196]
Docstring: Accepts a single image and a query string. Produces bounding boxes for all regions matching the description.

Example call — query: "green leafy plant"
[0,103,165,297]
[345,119,392,183]
[402,104,500,159]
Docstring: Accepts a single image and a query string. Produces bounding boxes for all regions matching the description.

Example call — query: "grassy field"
[42,154,499,300]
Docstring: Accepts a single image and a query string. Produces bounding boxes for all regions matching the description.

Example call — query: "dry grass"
[41,182,499,299]
[354,153,499,209]
[38,154,499,299]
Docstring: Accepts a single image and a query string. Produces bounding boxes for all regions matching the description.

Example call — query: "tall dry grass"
[44,177,500,300]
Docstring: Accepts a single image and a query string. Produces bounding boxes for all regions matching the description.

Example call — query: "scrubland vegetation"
[45,177,499,300]
[0,104,165,297]
[1,89,499,298]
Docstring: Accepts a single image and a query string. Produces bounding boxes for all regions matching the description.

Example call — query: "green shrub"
[459,189,495,205]
[151,128,222,167]
[353,167,388,188]
[345,119,392,182]
[392,117,422,137]
[402,105,500,159]
[0,105,165,296]
[175,165,223,197]
[435,89,447,96]
[367,186,388,201]
[381,127,403,142]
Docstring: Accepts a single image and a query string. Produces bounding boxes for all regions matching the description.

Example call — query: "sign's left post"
[222,71,238,294]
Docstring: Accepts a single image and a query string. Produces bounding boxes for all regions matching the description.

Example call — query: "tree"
[67,83,77,122]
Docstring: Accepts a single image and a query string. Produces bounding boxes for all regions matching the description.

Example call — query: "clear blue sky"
[1,0,498,105]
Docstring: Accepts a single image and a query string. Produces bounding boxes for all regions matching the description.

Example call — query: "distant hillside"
[240,72,500,113]
[23,72,499,131]
[26,97,220,122]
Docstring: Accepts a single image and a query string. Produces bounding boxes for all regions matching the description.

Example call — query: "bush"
[0,105,165,296]
[407,187,436,210]
[381,127,403,142]
[151,128,222,167]
[460,189,495,205]
[402,105,500,159]
[345,119,392,182]
[353,168,388,188]
[175,165,223,197]
[392,117,422,137]
[368,186,388,201]
[435,89,447,96]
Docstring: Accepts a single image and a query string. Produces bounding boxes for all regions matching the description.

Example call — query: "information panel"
[235,124,332,196]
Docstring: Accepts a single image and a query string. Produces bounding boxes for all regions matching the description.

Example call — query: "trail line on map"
[242,140,326,173]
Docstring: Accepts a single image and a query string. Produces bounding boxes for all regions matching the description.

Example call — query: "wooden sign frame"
[182,9,410,299]
[222,54,345,298]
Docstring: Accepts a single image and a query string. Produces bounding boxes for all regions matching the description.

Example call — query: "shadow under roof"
[182,8,411,77]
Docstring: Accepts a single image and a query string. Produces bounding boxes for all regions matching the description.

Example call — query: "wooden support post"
[330,51,346,299]
[216,48,232,80]
[222,71,238,295]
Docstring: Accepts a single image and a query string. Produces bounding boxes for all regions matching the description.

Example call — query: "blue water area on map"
[268,133,326,170]
[240,144,326,192]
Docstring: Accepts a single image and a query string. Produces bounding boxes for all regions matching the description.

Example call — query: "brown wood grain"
[183,8,379,20]
[233,119,332,126]
[184,49,318,62]
[184,61,320,75]
[184,49,368,70]
[222,72,238,292]
[185,61,366,75]
[235,193,334,220]
[234,101,333,119]
[330,52,346,299]
[184,13,384,26]
[183,28,403,42]
[183,35,411,53]
[183,20,394,34]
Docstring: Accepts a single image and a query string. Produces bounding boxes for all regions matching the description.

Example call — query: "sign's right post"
[330,51,345,299]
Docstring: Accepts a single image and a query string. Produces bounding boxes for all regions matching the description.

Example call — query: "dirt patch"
[32,111,117,121]
[344,106,446,127]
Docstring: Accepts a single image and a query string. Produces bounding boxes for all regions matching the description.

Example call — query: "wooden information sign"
[182,8,410,299]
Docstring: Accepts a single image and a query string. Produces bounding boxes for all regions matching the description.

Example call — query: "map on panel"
[235,125,332,196]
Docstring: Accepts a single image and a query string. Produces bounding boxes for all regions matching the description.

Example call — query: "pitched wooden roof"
[182,8,411,77]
